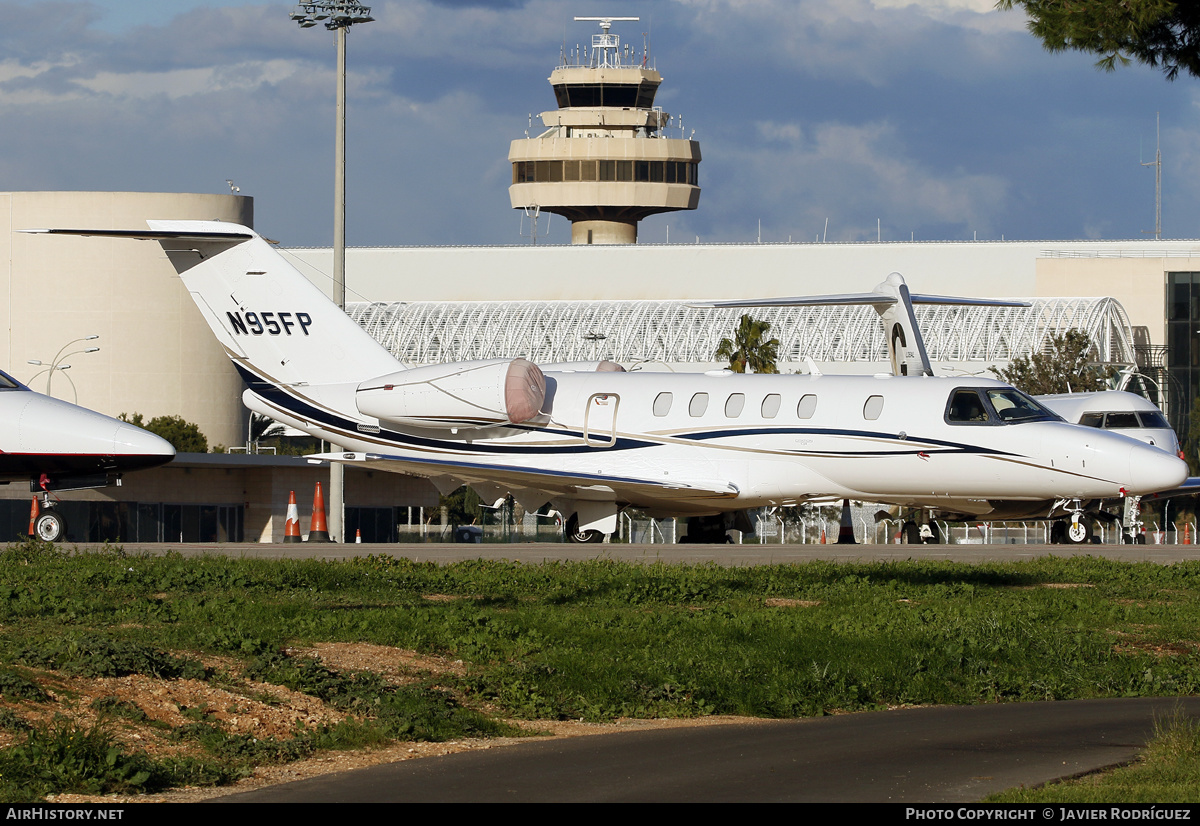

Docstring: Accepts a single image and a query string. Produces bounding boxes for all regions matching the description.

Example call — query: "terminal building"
[1,18,1197,542]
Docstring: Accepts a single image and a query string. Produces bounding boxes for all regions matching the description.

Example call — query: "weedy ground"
[2,539,1200,801]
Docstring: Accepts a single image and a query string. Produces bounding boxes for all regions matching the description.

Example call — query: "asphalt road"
[210,698,1200,802]
[66,540,1200,564]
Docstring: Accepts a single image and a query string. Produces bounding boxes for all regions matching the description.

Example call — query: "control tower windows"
[513,160,698,186]
[552,82,658,109]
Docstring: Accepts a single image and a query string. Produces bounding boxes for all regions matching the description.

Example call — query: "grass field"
[1,540,1198,801]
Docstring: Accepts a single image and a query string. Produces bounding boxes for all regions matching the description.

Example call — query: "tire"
[1064,517,1092,545]
[565,514,605,544]
[902,521,921,545]
[1135,533,1147,545]
[34,510,66,543]
[923,522,942,545]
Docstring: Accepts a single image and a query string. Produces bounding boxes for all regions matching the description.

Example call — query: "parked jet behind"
[1037,391,1180,456]
[22,222,1190,544]
[0,368,175,540]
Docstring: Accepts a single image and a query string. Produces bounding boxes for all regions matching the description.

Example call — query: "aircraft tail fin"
[23,222,402,390]
[689,272,1028,377]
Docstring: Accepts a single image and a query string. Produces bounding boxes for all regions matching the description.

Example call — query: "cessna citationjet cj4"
[0,369,175,540]
[23,222,1189,543]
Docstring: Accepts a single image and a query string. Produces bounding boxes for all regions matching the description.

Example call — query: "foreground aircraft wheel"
[902,521,921,545]
[34,511,66,543]
[1135,533,1147,545]
[565,515,605,544]
[1065,518,1092,545]
[1049,521,1066,544]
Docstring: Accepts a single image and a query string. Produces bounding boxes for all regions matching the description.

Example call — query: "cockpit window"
[985,388,1059,423]
[1138,410,1170,429]
[946,389,991,424]
[1080,409,1171,430]
[0,370,23,390]
[1104,412,1140,429]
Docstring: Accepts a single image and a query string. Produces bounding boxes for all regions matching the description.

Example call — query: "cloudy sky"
[2,0,1196,247]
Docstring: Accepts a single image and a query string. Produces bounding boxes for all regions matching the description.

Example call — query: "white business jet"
[0,368,175,540]
[22,222,1189,544]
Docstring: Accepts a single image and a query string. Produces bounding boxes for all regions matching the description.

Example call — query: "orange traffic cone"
[835,499,857,544]
[1185,524,1192,546]
[283,490,301,543]
[819,528,826,544]
[307,482,332,543]
[355,528,362,544]
[27,497,38,537]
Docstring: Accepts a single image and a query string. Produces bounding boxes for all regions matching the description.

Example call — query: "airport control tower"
[509,17,701,245]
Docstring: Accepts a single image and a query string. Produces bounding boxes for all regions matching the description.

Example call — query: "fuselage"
[246,369,1189,517]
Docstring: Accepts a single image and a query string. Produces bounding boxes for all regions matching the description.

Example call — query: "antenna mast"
[1142,112,1162,240]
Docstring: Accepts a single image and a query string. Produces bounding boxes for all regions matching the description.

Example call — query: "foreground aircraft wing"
[308,451,742,506]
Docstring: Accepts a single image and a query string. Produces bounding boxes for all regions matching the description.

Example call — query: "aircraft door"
[583,393,619,447]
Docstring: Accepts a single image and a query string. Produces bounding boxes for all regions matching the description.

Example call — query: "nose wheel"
[33,509,66,543]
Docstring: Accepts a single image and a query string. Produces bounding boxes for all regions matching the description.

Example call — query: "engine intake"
[356,359,546,429]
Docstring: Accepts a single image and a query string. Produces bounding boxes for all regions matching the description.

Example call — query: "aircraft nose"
[1126,441,1189,494]
[114,424,176,463]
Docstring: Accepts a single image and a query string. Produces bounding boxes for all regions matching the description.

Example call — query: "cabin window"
[761,394,781,418]
[796,394,817,419]
[725,393,745,418]
[863,395,885,421]
[689,392,709,417]
[653,392,673,417]
[947,389,990,423]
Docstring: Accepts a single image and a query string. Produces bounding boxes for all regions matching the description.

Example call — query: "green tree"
[991,329,1111,395]
[118,413,208,453]
[715,314,780,374]
[440,486,483,528]
[998,0,1200,80]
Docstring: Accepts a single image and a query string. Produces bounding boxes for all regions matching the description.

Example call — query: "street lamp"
[291,1,375,542]
[27,336,99,401]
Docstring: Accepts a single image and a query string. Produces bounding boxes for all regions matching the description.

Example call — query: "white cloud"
[705,119,1008,241]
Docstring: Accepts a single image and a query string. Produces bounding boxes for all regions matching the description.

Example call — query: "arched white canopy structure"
[347,296,1136,371]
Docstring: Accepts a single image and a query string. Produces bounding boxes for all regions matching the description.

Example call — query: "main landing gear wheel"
[902,521,921,544]
[34,510,66,543]
[565,514,605,544]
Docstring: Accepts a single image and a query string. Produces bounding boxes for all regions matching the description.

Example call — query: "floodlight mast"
[290,0,375,542]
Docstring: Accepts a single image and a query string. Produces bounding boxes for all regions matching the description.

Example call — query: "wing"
[1139,477,1200,502]
[308,451,741,509]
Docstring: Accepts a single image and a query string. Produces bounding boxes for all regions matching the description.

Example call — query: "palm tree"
[715,314,780,374]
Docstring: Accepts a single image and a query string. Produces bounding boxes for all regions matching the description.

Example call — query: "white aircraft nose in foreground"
[0,369,175,540]
[22,222,1189,543]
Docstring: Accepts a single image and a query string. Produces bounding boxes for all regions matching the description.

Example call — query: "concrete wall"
[0,191,252,448]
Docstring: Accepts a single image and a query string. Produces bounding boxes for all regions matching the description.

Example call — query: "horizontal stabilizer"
[20,227,254,243]
[688,293,1029,309]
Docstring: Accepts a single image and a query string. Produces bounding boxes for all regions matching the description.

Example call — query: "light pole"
[291,1,375,542]
[27,336,100,401]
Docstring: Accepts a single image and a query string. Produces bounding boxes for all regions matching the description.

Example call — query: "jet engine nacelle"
[356,358,546,429]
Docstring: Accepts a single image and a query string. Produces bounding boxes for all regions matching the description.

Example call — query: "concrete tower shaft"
[508,17,701,245]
